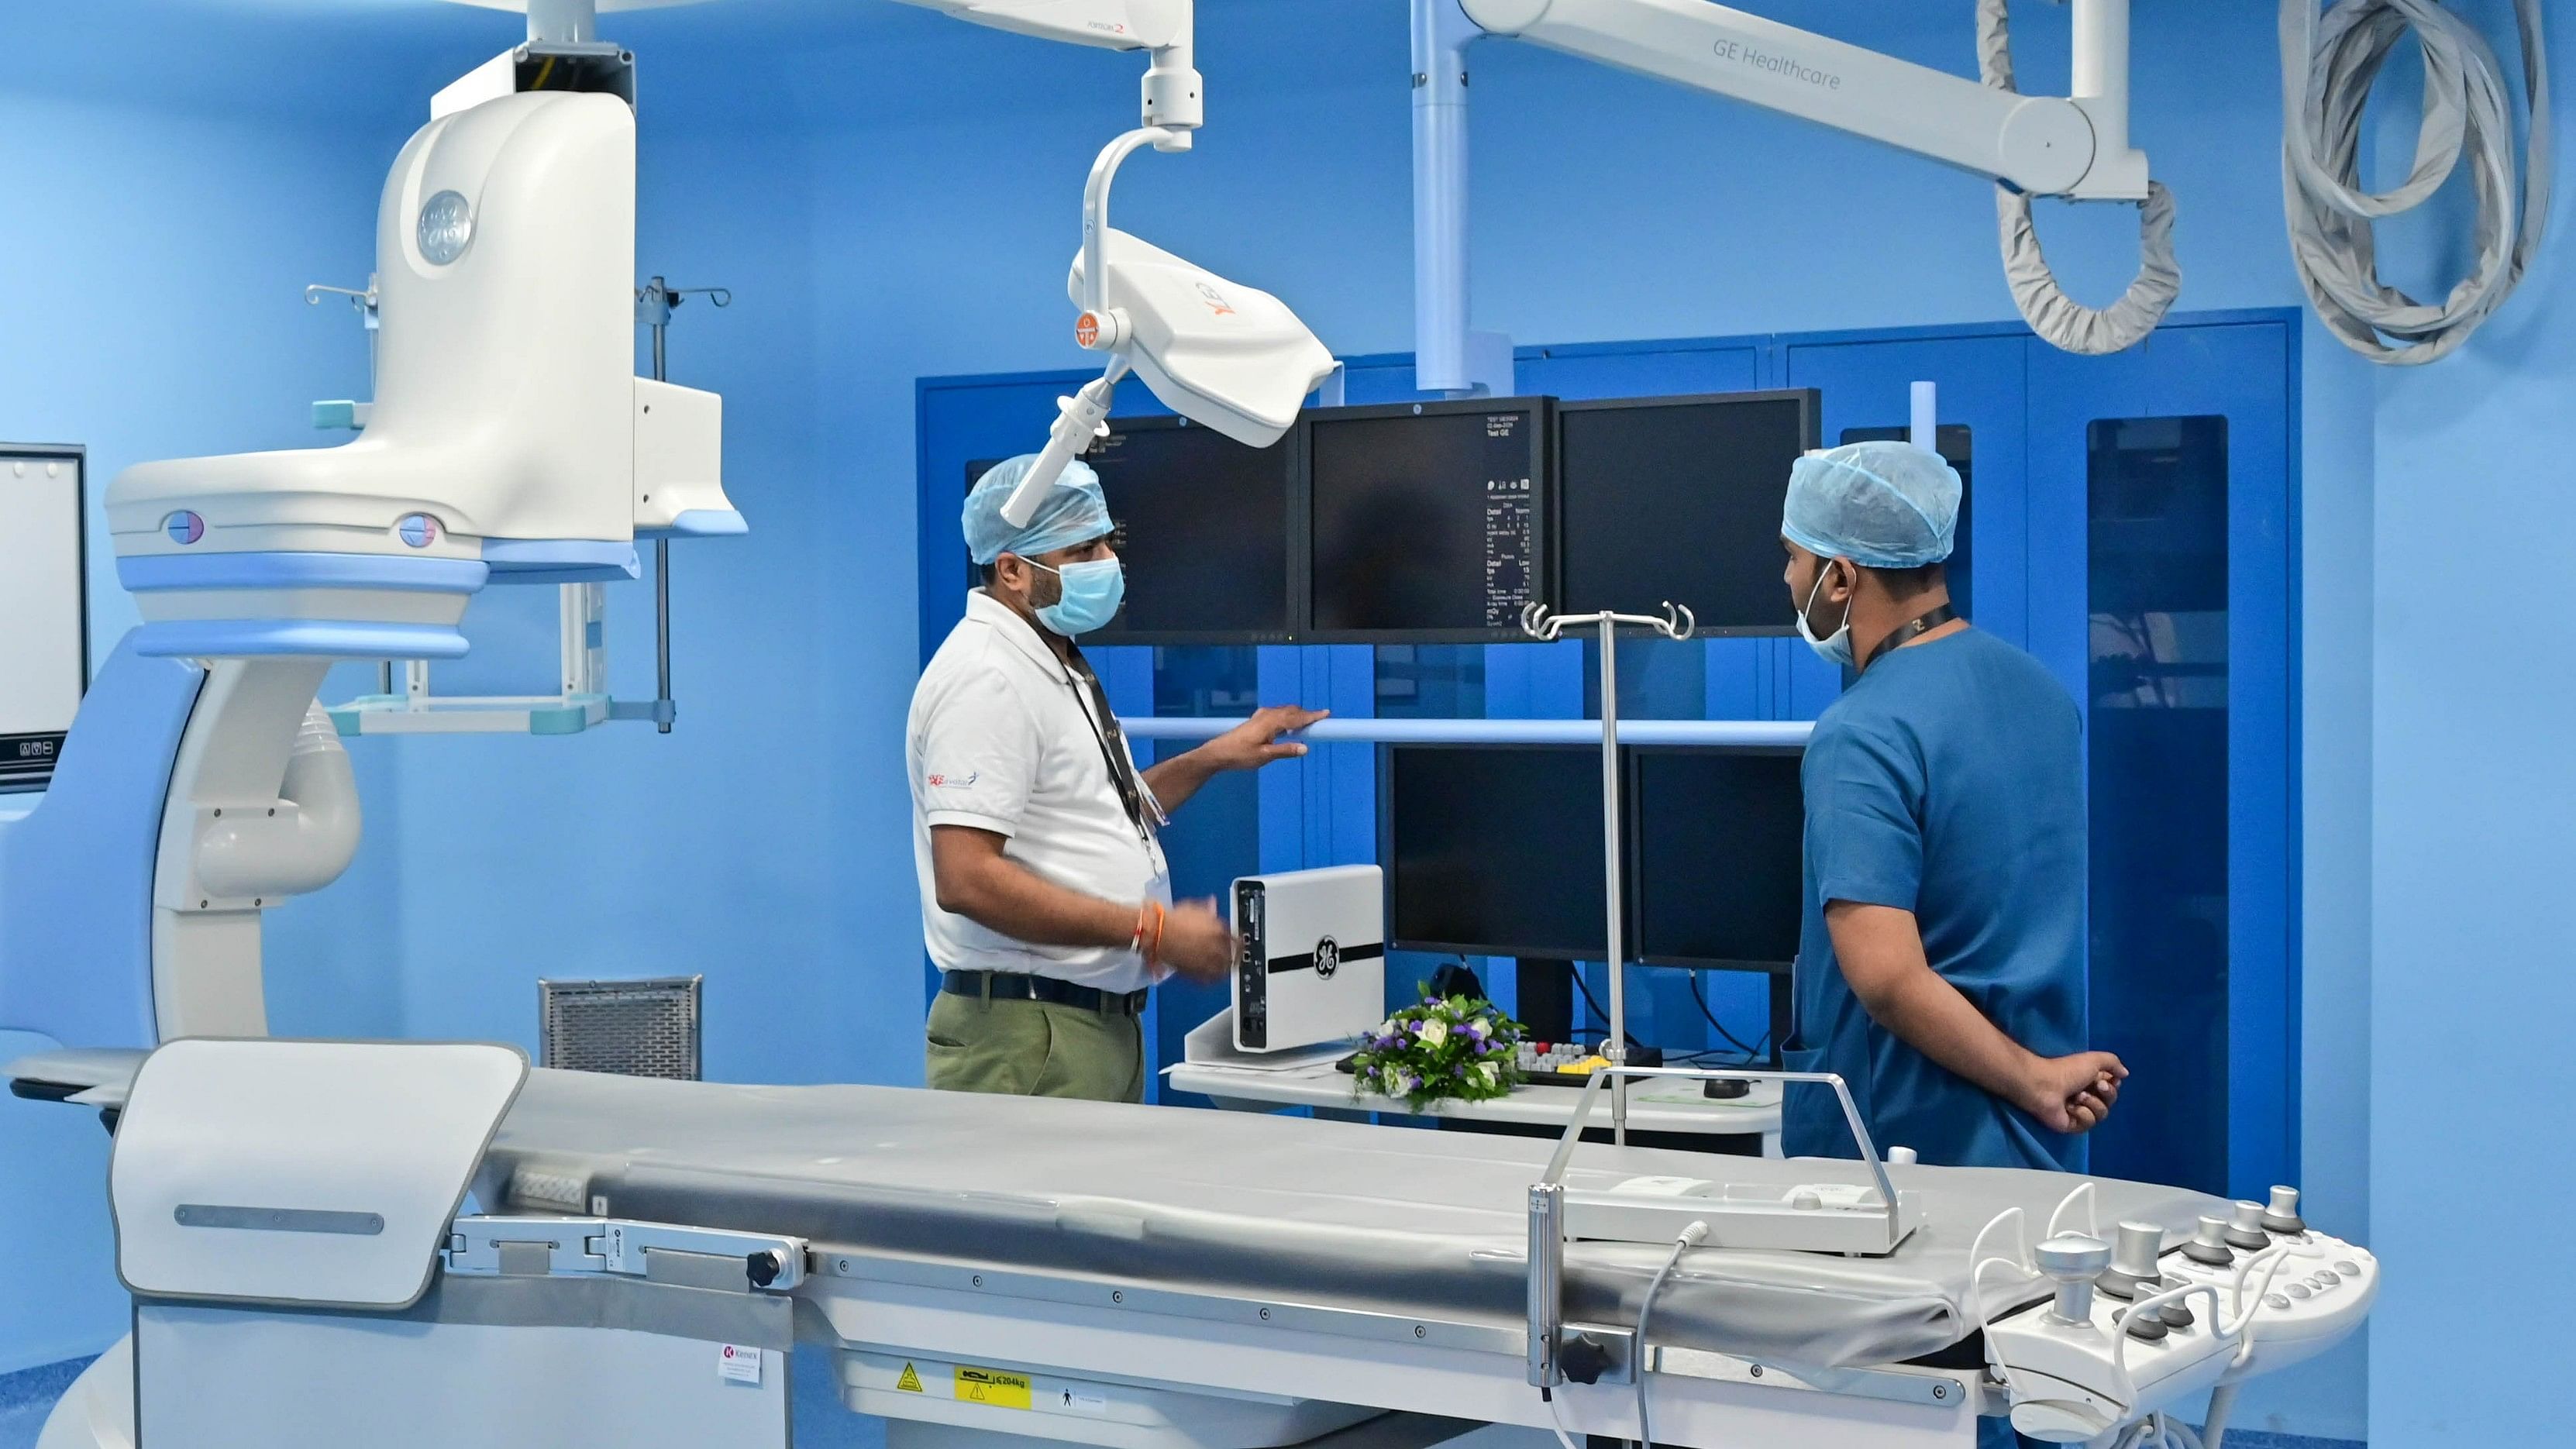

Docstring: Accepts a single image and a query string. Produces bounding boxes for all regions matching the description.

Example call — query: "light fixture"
[1000,126,1334,525]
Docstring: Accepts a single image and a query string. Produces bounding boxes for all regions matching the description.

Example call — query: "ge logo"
[1314,937,1341,980]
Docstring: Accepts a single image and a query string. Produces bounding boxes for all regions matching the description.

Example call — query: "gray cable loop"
[1977,0,2182,356]
[2280,0,2550,366]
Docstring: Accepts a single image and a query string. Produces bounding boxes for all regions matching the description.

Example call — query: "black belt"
[943,969,1149,1016]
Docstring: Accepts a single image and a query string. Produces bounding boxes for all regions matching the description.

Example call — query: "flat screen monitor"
[1085,417,1296,642]
[1557,391,1820,635]
[963,418,1297,644]
[1306,398,1554,642]
[1380,743,1606,959]
[1627,746,1806,972]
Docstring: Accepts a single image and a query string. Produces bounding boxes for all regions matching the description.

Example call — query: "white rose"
[1418,1019,1450,1049]
[1475,1060,1499,1089]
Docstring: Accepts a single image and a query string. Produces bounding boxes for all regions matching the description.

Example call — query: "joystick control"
[2182,1215,2235,1267]
[2261,1185,2306,1234]
[2034,1233,2113,1325]
[2225,1201,2273,1251]
[2097,1220,2166,1300]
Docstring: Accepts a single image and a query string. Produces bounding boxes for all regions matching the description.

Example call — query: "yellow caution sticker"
[955,1365,1033,1410]
[895,1362,925,1394]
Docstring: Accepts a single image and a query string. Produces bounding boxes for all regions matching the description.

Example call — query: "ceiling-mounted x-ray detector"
[1000,126,1336,527]
[891,5,1331,527]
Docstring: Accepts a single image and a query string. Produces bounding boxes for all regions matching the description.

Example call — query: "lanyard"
[1861,603,1961,671]
[1061,648,1166,844]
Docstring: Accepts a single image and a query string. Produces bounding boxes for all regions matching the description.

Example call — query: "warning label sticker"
[956,1365,1034,1410]
[895,1362,925,1393]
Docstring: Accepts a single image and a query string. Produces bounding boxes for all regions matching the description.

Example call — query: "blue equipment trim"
[480,539,639,585]
[637,508,748,539]
[485,564,639,585]
[130,620,470,660]
[0,638,205,1049]
[117,552,488,595]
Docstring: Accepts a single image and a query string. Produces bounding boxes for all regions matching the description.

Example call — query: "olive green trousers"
[925,990,1146,1104]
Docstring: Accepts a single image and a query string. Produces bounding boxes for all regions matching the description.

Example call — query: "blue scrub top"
[1781,628,2089,1171]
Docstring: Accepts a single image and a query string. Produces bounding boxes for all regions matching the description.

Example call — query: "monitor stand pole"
[1516,958,1575,1045]
[1768,972,1793,1070]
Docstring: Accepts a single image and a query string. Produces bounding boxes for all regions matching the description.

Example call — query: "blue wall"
[8,0,2531,1439]
[2363,9,2576,1443]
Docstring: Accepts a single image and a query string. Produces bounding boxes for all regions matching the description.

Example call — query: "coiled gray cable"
[2281,0,2550,365]
[1977,0,2182,356]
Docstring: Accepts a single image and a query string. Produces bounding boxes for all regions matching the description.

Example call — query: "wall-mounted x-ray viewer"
[0,446,88,793]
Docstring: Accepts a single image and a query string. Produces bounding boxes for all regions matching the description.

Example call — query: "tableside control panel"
[1989,1186,2376,1444]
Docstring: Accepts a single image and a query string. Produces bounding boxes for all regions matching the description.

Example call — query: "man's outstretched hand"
[1196,706,1329,773]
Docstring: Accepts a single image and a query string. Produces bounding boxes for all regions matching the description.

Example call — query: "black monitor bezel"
[1378,740,1611,960]
[1622,742,1807,974]
[1300,396,1558,645]
[1551,388,1821,640]
[1082,413,1304,646]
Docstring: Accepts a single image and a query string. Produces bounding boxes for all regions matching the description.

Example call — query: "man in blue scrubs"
[1777,442,2126,1171]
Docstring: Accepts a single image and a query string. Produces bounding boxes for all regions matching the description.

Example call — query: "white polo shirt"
[908,590,1172,993]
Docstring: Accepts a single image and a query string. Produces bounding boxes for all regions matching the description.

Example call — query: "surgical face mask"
[1796,563,1855,667]
[1027,556,1125,637]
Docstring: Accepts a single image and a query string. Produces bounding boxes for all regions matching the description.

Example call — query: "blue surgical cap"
[963,455,1114,566]
[1781,440,1962,569]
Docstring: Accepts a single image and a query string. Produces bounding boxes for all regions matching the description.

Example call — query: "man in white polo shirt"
[910,454,1324,1102]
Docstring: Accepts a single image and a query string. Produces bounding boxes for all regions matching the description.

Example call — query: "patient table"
[14,1041,2374,1449]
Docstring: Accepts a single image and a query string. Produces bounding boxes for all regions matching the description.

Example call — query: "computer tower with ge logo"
[1229,865,1384,1052]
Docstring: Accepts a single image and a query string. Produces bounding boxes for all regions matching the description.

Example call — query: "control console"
[1980,1184,2376,1444]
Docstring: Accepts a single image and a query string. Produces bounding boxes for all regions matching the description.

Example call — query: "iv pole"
[1519,599,1696,1145]
[632,276,732,735]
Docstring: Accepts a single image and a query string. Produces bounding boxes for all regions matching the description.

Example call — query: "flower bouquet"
[1347,990,1527,1112]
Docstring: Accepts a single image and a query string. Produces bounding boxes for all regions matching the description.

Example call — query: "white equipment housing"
[1228,864,1383,1053]
[892,0,1204,133]
[1071,231,1335,453]
[108,93,732,611]
[1001,126,1335,528]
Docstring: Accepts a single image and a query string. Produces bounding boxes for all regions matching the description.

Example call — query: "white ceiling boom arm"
[1458,0,2144,200]
[1421,0,2176,391]
[891,0,1204,133]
